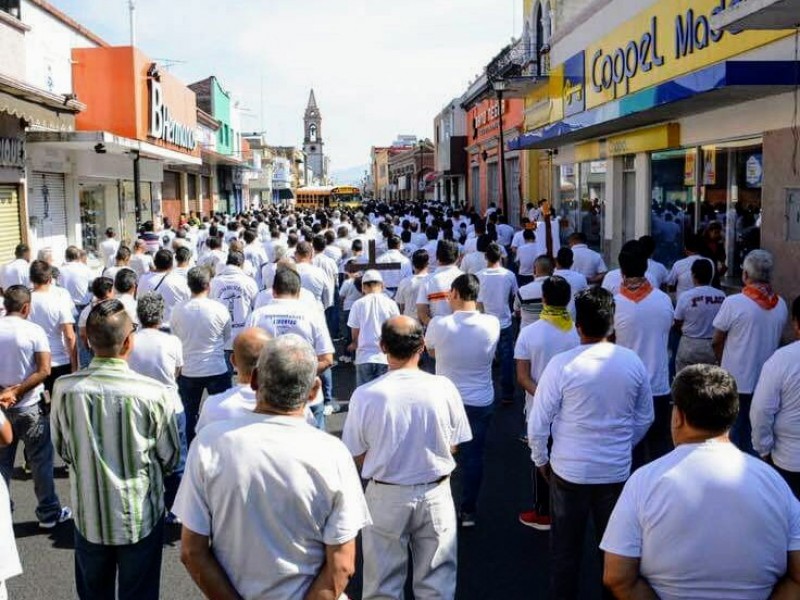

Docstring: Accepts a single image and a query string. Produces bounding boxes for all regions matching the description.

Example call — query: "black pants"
[774,464,800,500]
[44,363,72,397]
[549,473,624,600]
[633,394,673,468]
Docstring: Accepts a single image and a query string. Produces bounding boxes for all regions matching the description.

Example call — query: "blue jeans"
[731,394,756,456]
[74,515,164,600]
[0,403,62,522]
[78,337,94,370]
[178,372,232,446]
[320,368,334,404]
[163,410,187,511]
[356,363,388,387]
[309,403,326,430]
[458,404,494,515]
[497,325,515,400]
[326,286,340,338]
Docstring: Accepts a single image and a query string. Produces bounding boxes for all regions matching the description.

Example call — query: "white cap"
[362,270,383,284]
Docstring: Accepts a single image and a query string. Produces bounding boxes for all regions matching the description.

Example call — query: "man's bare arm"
[180,527,243,600]
[304,540,357,600]
[770,551,800,599]
[603,553,658,600]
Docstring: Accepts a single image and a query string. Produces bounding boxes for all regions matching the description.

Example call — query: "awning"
[277,188,294,200]
[711,0,800,32]
[509,60,799,151]
[424,172,440,184]
[26,130,202,165]
[201,148,244,167]
[0,72,84,131]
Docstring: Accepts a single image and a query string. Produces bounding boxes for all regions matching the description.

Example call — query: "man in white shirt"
[666,234,713,298]
[425,274,500,527]
[294,241,333,309]
[461,235,490,275]
[348,270,399,387]
[376,236,412,297]
[529,287,653,599]
[0,243,30,292]
[638,235,669,289]
[113,269,139,326]
[477,243,518,404]
[129,240,154,277]
[198,236,227,276]
[128,292,186,518]
[242,229,268,289]
[99,228,120,268]
[713,249,788,455]
[515,276,580,531]
[602,365,800,600]
[171,266,232,444]
[554,247,589,310]
[395,249,429,321]
[196,327,269,432]
[514,255,554,329]
[752,296,800,498]
[209,250,259,366]
[416,240,462,326]
[0,285,71,529]
[674,259,725,372]
[58,246,93,310]
[246,267,334,430]
[28,260,77,394]
[137,248,191,326]
[613,242,675,463]
[568,232,607,284]
[175,335,370,600]
[343,316,471,600]
[515,229,538,286]
[0,411,22,597]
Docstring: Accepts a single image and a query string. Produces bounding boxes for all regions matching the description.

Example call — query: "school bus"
[295,186,363,210]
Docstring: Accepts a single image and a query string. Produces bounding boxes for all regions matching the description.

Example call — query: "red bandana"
[743,283,779,310]
[620,278,654,303]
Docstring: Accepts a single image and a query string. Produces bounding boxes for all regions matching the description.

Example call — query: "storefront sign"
[0,137,24,168]
[149,80,196,151]
[746,153,763,187]
[562,52,586,117]
[606,123,680,156]
[585,0,793,109]
[684,149,697,185]
[703,147,717,185]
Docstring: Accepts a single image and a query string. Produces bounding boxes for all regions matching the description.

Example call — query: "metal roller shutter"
[0,186,22,262]
[29,172,68,261]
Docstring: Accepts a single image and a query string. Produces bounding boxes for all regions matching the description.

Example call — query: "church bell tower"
[303,89,326,184]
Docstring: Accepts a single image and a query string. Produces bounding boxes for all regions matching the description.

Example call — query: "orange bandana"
[620,278,654,303]
[743,283,779,310]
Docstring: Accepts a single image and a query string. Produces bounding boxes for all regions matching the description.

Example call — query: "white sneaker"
[39,506,73,529]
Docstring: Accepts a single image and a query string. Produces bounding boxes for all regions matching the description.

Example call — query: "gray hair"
[37,248,53,264]
[743,249,774,284]
[136,292,165,328]
[273,244,288,263]
[256,334,318,411]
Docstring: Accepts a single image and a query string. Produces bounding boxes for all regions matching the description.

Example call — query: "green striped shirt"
[51,357,180,545]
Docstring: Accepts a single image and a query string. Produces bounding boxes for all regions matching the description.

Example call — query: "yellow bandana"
[540,306,573,332]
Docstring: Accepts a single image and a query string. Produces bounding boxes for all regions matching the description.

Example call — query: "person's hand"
[538,463,552,483]
[347,342,356,353]
[0,386,19,409]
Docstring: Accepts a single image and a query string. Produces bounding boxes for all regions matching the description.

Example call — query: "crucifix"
[353,239,402,273]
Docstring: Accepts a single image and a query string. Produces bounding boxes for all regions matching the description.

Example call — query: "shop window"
[471,166,480,212]
[487,162,499,206]
[556,162,605,254]
[0,0,21,19]
[650,149,696,268]
[187,174,198,201]
[79,185,105,255]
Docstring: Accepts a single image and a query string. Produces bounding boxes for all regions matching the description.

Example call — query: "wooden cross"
[353,239,402,273]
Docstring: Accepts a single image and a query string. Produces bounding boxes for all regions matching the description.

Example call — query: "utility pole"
[128,0,137,47]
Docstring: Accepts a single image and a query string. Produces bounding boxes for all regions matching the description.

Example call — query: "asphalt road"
[6,359,603,600]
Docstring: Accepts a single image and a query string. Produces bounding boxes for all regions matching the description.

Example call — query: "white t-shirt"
[58,262,92,306]
[395,273,425,319]
[254,287,319,312]
[347,293,399,365]
[376,250,412,292]
[514,277,547,329]
[601,441,800,600]
[553,268,588,298]
[602,270,660,295]
[342,369,472,484]
[173,413,371,600]
[751,341,800,471]
[416,265,462,319]
[532,221,561,258]
[461,251,488,276]
[515,242,539,277]
[339,279,363,312]
[29,288,75,367]
[295,262,333,309]
[674,285,726,339]
[210,266,259,350]
[0,468,22,585]
[196,384,257,433]
[477,267,518,329]
[514,319,580,414]
[99,238,120,268]
[138,271,191,323]
[570,244,607,281]
[425,311,500,407]
[647,259,669,289]
[713,293,788,394]
[129,253,153,277]
[170,297,231,378]
[128,328,184,413]
[614,289,674,396]
[0,316,50,408]
[117,293,140,326]
[667,255,713,298]
[0,259,30,290]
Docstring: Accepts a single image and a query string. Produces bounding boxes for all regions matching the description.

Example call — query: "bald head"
[233,328,271,382]
[381,316,425,361]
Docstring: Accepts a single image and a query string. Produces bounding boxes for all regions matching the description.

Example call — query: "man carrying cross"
[376,236,412,299]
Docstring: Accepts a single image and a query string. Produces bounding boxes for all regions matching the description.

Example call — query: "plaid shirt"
[51,358,180,545]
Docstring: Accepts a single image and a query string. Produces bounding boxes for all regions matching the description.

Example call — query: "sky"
[50,0,523,173]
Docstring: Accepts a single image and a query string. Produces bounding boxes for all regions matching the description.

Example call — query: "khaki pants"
[362,479,457,600]
[676,337,717,374]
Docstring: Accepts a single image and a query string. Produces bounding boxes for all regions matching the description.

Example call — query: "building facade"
[433,98,468,207]
[511,0,800,304]
[387,141,435,203]
[370,146,389,201]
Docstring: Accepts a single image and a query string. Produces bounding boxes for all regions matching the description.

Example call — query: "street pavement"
[6,358,603,600]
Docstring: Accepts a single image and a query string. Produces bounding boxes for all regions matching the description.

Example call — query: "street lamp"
[492,80,509,217]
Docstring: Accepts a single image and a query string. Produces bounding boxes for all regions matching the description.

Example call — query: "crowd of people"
[0,198,799,600]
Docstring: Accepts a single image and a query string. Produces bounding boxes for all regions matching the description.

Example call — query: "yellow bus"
[295,186,362,210]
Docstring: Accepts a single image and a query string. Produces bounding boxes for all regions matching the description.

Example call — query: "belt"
[373,475,449,487]
[685,336,712,340]
[386,286,398,292]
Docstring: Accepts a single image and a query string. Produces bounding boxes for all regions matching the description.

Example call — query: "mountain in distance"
[330,164,368,186]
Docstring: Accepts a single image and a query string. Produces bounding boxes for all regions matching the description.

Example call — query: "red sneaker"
[519,510,551,531]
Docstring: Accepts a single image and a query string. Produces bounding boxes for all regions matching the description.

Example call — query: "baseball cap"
[362,270,383,284]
